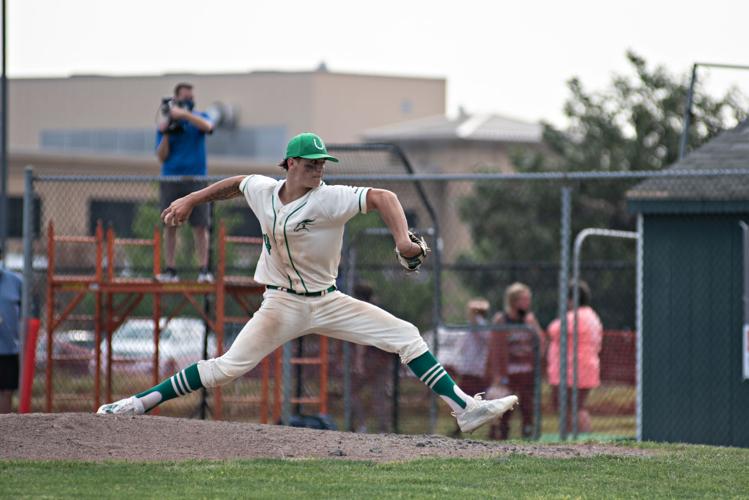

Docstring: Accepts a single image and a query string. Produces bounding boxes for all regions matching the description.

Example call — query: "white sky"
[8,0,749,126]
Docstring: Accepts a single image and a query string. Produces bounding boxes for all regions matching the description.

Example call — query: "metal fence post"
[342,341,352,430]
[533,327,542,440]
[429,232,442,434]
[0,1,8,258]
[282,341,292,425]
[572,228,638,439]
[20,166,34,383]
[557,185,572,440]
[572,245,581,439]
[636,214,644,441]
[200,202,217,420]
[342,238,355,431]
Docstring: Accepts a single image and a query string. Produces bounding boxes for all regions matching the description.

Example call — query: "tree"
[458,52,747,327]
[543,51,746,172]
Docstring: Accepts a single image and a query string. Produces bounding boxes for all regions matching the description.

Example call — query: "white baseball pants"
[197,289,429,388]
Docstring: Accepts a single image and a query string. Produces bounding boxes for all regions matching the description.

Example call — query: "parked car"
[35,329,96,375]
[90,318,217,377]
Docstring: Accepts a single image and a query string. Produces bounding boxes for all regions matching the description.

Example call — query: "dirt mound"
[0,413,651,462]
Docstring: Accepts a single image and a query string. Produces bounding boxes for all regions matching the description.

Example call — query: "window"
[40,126,287,161]
[41,129,153,155]
[7,197,41,238]
[89,199,140,237]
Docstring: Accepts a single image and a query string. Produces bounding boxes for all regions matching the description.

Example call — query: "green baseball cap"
[279,132,339,166]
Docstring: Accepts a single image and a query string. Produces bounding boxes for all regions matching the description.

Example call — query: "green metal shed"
[628,120,749,447]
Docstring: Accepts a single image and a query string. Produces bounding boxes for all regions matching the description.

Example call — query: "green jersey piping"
[283,201,310,292]
[271,194,278,245]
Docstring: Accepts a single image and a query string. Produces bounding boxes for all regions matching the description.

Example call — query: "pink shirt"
[546,306,603,388]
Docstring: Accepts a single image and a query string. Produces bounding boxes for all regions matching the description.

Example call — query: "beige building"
[363,111,545,258]
[5,68,446,256]
[10,68,445,150]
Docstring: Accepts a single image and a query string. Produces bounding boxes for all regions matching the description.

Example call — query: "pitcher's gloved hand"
[395,231,430,272]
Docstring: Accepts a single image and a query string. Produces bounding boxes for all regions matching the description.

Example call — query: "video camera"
[157,97,193,134]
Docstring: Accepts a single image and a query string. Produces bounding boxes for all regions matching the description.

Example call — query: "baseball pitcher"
[97,132,518,434]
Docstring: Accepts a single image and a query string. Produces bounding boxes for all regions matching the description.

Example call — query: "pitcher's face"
[287,158,326,188]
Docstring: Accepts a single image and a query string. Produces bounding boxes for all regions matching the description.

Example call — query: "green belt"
[266,284,337,296]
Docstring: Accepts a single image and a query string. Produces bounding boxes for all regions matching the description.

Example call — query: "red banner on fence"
[19,318,41,414]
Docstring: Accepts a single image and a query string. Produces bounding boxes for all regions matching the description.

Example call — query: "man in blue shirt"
[0,245,22,413]
[155,82,215,282]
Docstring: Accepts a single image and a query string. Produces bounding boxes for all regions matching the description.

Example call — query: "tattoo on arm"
[204,183,242,202]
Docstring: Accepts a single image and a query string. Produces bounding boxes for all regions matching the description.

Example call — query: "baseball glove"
[395,231,430,272]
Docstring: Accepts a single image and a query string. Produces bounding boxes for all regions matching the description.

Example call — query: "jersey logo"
[293,218,316,232]
[263,234,272,253]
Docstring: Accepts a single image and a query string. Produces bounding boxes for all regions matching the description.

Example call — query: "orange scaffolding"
[44,220,330,421]
[272,337,329,422]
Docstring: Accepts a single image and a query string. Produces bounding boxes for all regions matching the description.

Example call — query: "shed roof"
[627,119,749,213]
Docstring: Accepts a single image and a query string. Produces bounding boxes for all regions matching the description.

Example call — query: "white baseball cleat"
[96,396,145,416]
[454,393,519,434]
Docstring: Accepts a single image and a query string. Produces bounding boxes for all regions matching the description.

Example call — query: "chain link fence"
[18,149,749,442]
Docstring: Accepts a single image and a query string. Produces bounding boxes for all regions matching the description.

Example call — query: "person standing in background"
[0,245,22,413]
[546,281,602,433]
[155,82,215,283]
[490,282,544,439]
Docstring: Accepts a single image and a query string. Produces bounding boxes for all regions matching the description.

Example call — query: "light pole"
[0,0,8,259]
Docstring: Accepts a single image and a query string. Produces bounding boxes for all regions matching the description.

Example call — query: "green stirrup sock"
[407,351,468,411]
[135,363,204,412]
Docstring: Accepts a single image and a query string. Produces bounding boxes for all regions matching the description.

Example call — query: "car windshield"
[116,322,173,341]
[98,318,216,360]
[113,319,209,341]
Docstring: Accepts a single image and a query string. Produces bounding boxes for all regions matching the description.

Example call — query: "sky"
[8,0,749,126]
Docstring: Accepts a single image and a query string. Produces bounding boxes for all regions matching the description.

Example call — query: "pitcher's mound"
[0,413,651,462]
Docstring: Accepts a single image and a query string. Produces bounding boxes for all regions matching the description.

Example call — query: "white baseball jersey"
[239,175,370,293]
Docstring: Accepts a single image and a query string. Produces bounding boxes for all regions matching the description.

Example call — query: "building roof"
[627,119,749,209]
[362,112,543,143]
[16,68,444,84]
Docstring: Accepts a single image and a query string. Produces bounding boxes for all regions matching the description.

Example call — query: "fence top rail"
[32,167,749,184]
[694,62,749,71]
[439,322,543,347]
[113,238,154,246]
[440,323,537,333]
[225,236,264,245]
[54,235,98,244]
[575,229,639,247]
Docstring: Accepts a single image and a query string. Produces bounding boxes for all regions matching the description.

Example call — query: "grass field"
[2,442,747,499]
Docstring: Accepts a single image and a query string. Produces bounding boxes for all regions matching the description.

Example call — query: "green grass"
[2,443,748,499]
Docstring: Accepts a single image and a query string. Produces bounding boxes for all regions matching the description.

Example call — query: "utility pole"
[0,0,8,257]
